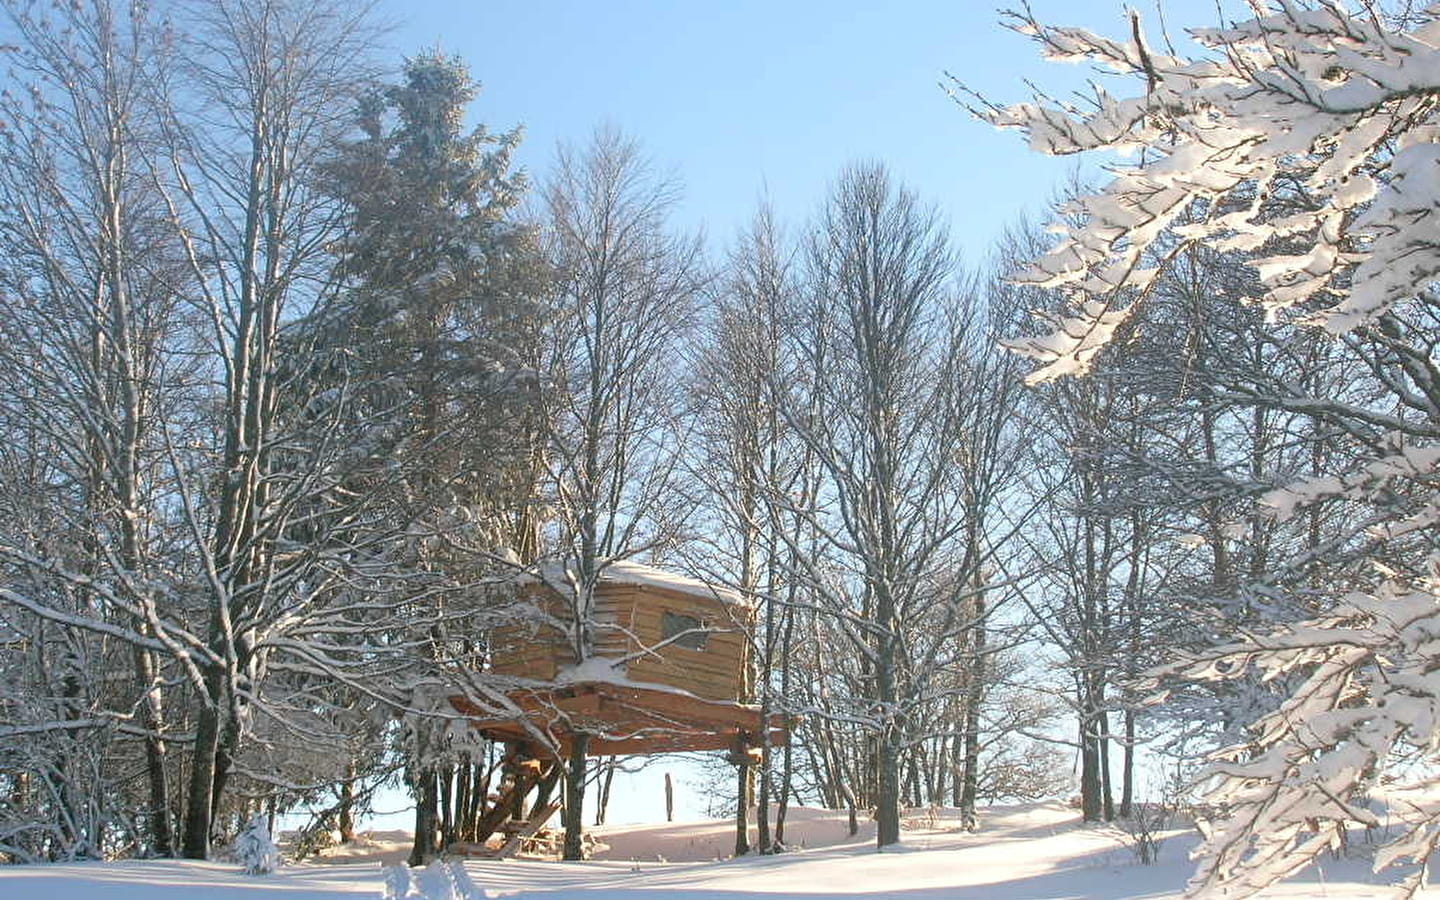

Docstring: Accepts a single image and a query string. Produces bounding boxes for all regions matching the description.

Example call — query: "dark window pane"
[661,611,708,651]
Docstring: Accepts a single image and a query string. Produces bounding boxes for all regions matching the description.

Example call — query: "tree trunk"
[959,589,986,830]
[532,764,561,819]
[875,732,900,848]
[839,783,859,837]
[452,760,469,842]
[408,767,438,866]
[134,646,173,856]
[181,670,226,859]
[338,762,357,844]
[466,760,489,839]
[903,750,922,808]
[1079,697,1103,822]
[1099,709,1115,821]
[595,760,615,826]
[562,735,590,860]
[756,742,772,853]
[211,712,240,829]
[439,765,454,848]
[734,764,751,855]
[959,708,983,830]
[928,737,945,806]
[775,715,794,848]
[875,593,900,848]
[1120,709,1135,818]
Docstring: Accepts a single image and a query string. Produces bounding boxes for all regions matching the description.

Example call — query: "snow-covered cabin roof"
[531,559,751,608]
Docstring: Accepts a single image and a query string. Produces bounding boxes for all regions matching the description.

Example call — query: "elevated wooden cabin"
[457,561,784,759]
[492,561,750,699]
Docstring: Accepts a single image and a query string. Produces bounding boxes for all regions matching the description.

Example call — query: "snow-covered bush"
[233,814,280,875]
[382,861,481,900]
[412,861,479,900]
[382,865,413,900]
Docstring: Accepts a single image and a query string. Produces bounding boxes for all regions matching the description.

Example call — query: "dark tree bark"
[1079,690,1105,823]
[338,765,356,844]
[595,761,615,826]
[181,670,226,858]
[734,764,752,855]
[1120,709,1136,819]
[959,591,987,830]
[562,735,591,860]
[408,768,439,867]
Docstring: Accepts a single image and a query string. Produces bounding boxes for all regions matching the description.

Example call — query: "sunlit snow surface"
[0,802,1416,898]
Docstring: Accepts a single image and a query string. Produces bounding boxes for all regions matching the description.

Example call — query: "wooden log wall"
[488,581,753,704]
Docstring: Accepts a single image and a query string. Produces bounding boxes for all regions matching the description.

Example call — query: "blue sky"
[384,0,1243,266]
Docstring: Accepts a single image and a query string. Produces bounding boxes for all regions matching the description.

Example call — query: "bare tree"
[688,202,808,853]
[535,126,704,859]
[0,0,548,867]
[150,0,382,858]
[0,0,190,858]
[770,162,1020,847]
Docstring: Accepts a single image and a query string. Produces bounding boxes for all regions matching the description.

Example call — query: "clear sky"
[354,0,1248,830]
[382,0,1244,266]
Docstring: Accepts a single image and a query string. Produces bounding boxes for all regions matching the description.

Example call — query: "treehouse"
[444,561,786,858]
[455,560,784,759]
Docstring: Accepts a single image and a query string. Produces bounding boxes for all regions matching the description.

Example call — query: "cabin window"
[661,611,708,651]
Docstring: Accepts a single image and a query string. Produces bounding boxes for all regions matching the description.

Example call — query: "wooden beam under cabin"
[448,680,789,759]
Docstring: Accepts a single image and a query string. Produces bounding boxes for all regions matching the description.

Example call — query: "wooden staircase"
[489,800,563,858]
[449,753,560,858]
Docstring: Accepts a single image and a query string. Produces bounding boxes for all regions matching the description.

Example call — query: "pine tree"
[317,50,549,866]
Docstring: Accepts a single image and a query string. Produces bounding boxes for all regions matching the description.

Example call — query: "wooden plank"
[590,685,759,727]
[629,654,741,674]
[631,672,739,694]
[626,664,740,698]
[493,648,562,667]
[491,649,551,667]
[491,659,559,681]
[587,727,787,756]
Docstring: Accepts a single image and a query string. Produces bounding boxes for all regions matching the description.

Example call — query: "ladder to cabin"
[463,754,558,853]
[489,800,563,858]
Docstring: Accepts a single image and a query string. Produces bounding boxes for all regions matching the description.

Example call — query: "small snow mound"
[408,861,480,900]
[233,814,280,875]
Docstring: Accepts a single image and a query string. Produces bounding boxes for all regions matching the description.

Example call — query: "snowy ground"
[0,802,1421,898]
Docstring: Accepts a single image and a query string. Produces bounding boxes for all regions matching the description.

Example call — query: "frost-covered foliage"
[972,2,1440,897]
[1156,568,1440,896]
[982,2,1440,382]
[233,815,280,875]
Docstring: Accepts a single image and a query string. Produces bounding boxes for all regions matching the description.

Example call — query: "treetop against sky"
[383,0,1248,259]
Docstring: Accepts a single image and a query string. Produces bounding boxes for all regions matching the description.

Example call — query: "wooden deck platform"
[449,680,787,758]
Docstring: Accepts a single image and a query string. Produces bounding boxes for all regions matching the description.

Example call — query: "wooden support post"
[665,772,674,823]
